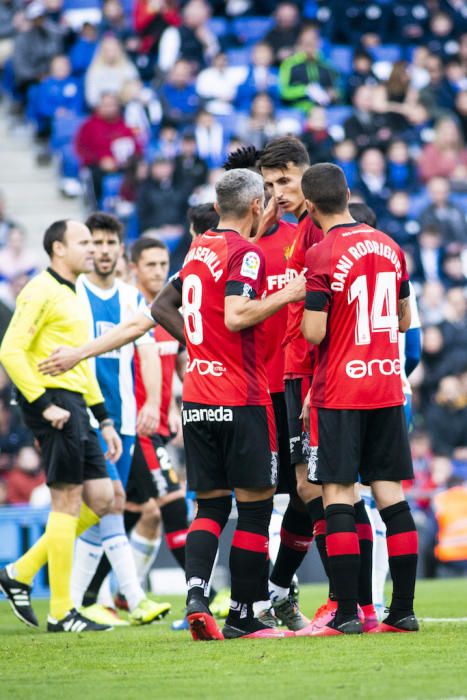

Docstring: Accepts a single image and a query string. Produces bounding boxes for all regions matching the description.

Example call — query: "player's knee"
[372,481,405,511]
[88,482,115,517]
[296,474,319,505]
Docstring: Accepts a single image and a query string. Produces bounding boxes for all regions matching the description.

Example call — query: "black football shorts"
[284,377,312,466]
[19,389,108,486]
[271,392,296,496]
[306,404,414,485]
[182,402,278,492]
[126,433,182,503]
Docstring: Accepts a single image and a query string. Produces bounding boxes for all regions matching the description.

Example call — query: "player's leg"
[353,486,378,631]
[128,500,162,589]
[367,406,419,633]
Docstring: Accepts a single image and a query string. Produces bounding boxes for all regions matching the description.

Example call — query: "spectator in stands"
[346,49,379,101]
[69,22,98,77]
[194,108,224,167]
[370,84,409,145]
[159,59,201,127]
[408,46,430,90]
[136,156,186,238]
[411,224,445,285]
[263,2,300,66]
[12,0,63,104]
[386,60,411,104]
[333,139,358,189]
[301,106,334,164]
[426,375,467,460]
[0,397,32,472]
[99,0,132,42]
[357,147,391,218]
[85,34,138,108]
[419,52,457,116]
[279,23,341,113]
[455,90,467,143]
[441,287,467,355]
[0,0,17,74]
[235,92,278,150]
[235,41,279,110]
[0,190,18,248]
[6,446,45,505]
[386,139,418,191]
[389,1,429,47]
[442,250,467,289]
[379,190,420,248]
[420,177,467,245]
[75,92,142,204]
[155,122,180,159]
[158,0,219,73]
[120,78,162,147]
[133,0,180,59]
[426,11,459,61]
[418,116,467,184]
[173,132,208,196]
[195,52,245,115]
[404,100,435,148]
[0,226,37,285]
[344,84,379,152]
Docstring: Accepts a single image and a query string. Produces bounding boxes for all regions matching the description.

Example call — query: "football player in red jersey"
[300,163,419,636]
[152,168,305,640]
[258,137,333,628]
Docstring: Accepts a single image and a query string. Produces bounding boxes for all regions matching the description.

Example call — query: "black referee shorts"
[182,402,278,492]
[19,389,108,486]
[126,433,182,504]
[307,404,414,486]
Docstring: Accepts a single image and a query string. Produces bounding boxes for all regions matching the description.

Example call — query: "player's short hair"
[43,219,69,257]
[349,202,377,227]
[215,168,264,218]
[85,212,123,242]
[130,236,168,263]
[258,136,309,171]
[301,163,348,214]
[188,203,219,235]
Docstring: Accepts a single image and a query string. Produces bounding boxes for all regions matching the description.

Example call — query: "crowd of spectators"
[0,0,466,572]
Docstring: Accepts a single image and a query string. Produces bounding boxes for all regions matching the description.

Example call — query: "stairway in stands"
[0,103,82,264]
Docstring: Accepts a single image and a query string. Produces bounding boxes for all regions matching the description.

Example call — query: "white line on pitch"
[421,617,467,622]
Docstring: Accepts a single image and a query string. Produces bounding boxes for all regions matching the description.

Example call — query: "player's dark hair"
[85,212,124,242]
[188,203,219,235]
[258,136,309,171]
[301,163,348,214]
[349,202,377,227]
[130,236,168,263]
[224,145,261,172]
[43,219,68,257]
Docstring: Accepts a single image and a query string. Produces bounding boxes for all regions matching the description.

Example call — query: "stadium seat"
[369,44,403,64]
[50,114,84,151]
[63,0,100,8]
[0,507,49,598]
[450,192,467,212]
[326,105,353,127]
[207,17,229,38]
[231,17,274,45]
[329,46,354,75]
[409,190,431,217]
[226,47,253,67]
[303,0,318,19]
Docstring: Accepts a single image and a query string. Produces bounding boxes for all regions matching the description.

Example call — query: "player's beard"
[94,258,118,279]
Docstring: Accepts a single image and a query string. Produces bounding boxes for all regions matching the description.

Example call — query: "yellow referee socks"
[47,511,78,620]
[13,503,100,586]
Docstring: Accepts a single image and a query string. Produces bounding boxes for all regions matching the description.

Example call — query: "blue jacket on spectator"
[69,37,98,78]
[35,76,84,119]
[160,83,201,127]
[235,66,279,110]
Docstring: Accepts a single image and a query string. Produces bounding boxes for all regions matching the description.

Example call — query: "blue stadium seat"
[276,108,305,128]
[50,114,84,151]
[0,507,49,598]
[326,105,353,127]
[370,44,402,64]
[231,17,274,45]
[409,189,431,217]
[329,46,354,75]
[226,47,253,67]
[207,17,229,38]
[450,192,467,212]
[63,0,100,8]
[303,0,318,19]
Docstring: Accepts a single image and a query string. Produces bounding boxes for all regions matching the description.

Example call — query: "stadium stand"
[0,0,466,582]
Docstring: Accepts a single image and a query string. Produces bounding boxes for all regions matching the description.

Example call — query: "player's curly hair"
[223,145,261,172]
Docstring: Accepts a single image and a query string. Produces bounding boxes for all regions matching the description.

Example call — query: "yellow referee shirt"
[0,268,103,409]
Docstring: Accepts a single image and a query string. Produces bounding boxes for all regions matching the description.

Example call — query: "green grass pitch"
[0,578,466,700]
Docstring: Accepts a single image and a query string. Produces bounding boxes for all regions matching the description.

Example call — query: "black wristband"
[90,402,109,423]
[29,390,53,414]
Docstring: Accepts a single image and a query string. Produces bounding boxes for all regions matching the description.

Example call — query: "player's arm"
[136,343,162,436]
[398,280,411,333]
[150,280,185,345]
[224,272,305,332]
[38,311,155,376]
[301,308,328,345]
[301,246,330,345]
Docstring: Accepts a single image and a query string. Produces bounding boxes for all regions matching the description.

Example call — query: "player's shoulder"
[305,229,333,266]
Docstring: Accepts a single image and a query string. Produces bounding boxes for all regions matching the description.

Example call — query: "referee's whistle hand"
[38,346,83,375]
[101,425,123,463]
[42,405,71,430]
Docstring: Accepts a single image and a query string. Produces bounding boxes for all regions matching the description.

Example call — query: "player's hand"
[252,196,279,243]
[38,346,84,375]
[300,388,311,432]
[101,424,122,463]
[283,270,306,302]
[42,404,71,430]
[168,405,182,437]
[136,401,160,437]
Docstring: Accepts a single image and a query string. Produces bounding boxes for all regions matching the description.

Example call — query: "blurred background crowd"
[0,0,466,575]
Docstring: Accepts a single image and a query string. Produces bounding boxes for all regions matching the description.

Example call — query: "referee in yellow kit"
[0,220,122,633]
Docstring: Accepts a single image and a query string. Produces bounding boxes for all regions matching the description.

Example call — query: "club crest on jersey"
[241,251,260,280]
